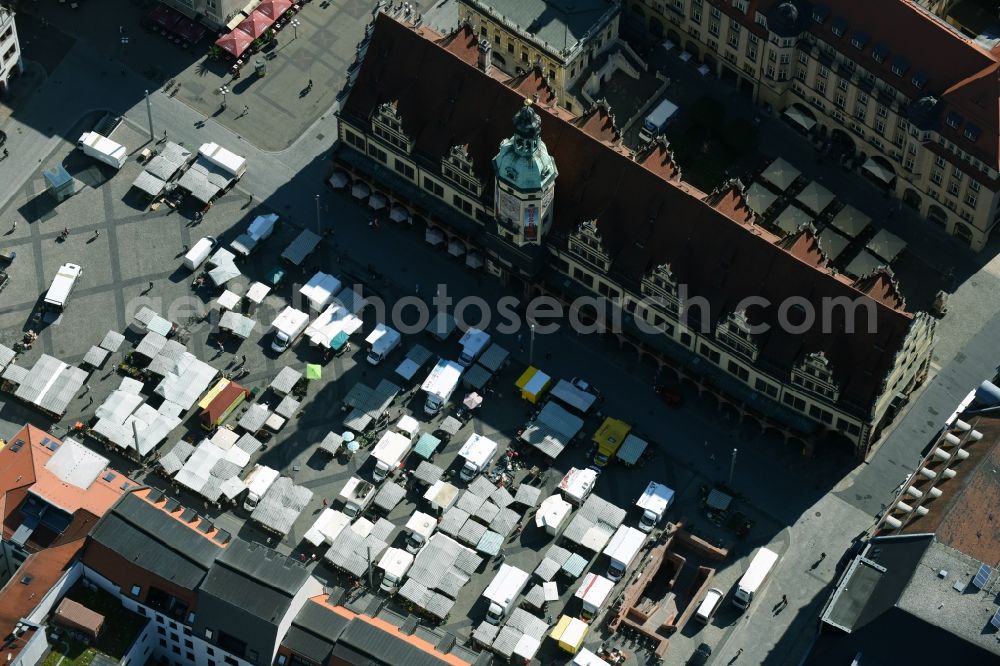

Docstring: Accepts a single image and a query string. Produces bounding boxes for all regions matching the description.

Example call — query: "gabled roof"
[342,14,919,414]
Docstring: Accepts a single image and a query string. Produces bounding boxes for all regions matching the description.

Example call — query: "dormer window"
[812,5,829,24]
[945,112,962,129]
[850,31,868,49]
[831,17,847,37]
[891,55,909,77]
[964,123,981,142]
[911,70,928,89]
[871,43,888,63]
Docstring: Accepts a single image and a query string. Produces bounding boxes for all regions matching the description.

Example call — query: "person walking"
[781,594,787,607]
[147,281,154,292]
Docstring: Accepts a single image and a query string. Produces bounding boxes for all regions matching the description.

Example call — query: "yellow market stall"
[592,417,632,466]
[550,614,589,654]
[516,366,552,404]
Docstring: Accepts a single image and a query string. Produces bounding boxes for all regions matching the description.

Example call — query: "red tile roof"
[802,0,999,168]
[342,14,919,414]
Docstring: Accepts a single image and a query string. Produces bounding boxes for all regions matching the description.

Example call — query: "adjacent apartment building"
[334,11,936,459]
[0,6,23,95]
[160,0,245,30]
[626,0,1000,250]
[456,0,621,111]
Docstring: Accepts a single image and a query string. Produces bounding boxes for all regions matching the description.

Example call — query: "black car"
[688,643,713,665]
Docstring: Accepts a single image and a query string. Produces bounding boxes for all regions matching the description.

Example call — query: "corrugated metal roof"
[438,507,470,537]
[82,345,110,367]
[490,507,521,537]
[135,331,167,359]
[372,482,406,512]
[456,491,486,515]
[457,518,487,547]
[13,354,86,416]
[154,353,217,410]
[0,343,17,370]
[131,170,166,197]
[467,476,495,500]
[98,330,125,352]
[239,403,270,432]
[274,395,300,419]
[250,477,312,536]
[513,483,542,507]
[477,343,509,373]
[270,366,303,394]
[159,440,196,475]
[339,615,460,665]
[413,461,444,484]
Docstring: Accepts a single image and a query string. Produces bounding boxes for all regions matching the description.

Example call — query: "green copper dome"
[493,99,558,194]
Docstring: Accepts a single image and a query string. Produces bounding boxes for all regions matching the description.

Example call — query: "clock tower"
[492,99,558,246]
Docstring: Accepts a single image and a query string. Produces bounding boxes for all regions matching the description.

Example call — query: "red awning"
[236,10,274,39]
[256,0,293,20]
[215,29,254,58]
[148,4,182,31]
[174,17,206,44]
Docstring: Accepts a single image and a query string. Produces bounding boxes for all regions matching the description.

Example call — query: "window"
[934,155,946,168]
[159,639,167,648]
[344,130,365,149]
[184,640,193,649]
[952,167,963,181]
[930,170,942,185]
[130,585,142,597]
[207,648,214,656]
[816,80,826,95]
[766,64,775,79]
[835,93,846,109]
[170,633,178,642]
[782,393,806,411]
[367,144,387,163]
[727,361,749,381]
[521,51,528,63]
[874,119,885,135]
[507,43,514,54]
[699,343,720,364]
[709,19,720,37]
[854,105,866,122]
[393,159,414,180]
[969,179,980,192]
[876,104,888,118]
[186,653,194,662]
[157,627,166,637]
[137,607,147,617]
[779,53,790,65]
[171,646,180,655]
[276,658,287,666]
[452,195,473,215]
[710,6,720,18]
[948,181,960,196]
[423,177,443,198]
[837,77,848,91]
[755,378,778,398]
[205,630,214,640]
[680,332,692,347]
[223,658,237,666]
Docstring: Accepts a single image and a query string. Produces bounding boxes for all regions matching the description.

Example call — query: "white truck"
[183,237,216,270]
[366,324,402,365]
[370,418,418,483]
[603,525,647,581]
[242,464,280,511]
[404,511,437,553]
[270,306,310,353]
[230,213,278,257]
[636,481,675,532]
[78,131,127,169]
[482,564,530,624]
[421,359,463,415]
[575,573,616,620]
[199,141,247,179]
[732,547,779,610]
[457,433,499,482]
[457,327,491,367]
[378,547,415,593]
[339,476,377,518]
[299,271,342,312]
[43,263,83,311]
[637,97,679,143]
[558,467,598,505]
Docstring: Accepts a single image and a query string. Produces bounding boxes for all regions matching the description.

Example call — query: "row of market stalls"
[744,157,907,278]
[130,141,247,208]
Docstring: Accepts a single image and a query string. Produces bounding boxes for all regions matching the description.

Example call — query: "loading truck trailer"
[603,525,647,581]
[198,142,247,179]
[575,573,617,620]
[457,327,491,367]
[732,547,779,610]
[43,263,83,311]
[482,564,530,624]
[339,476,376,518]
[404,511,437,553]
[637,97,679,143]
[421,359,463,415]
[636,482,675,532]
[183,237,217,270]
[366,324,401,365]
[230,213,278,257]
[370,424,416,483]
[378,547,415,593]
[242,464,280,511]
[78,132,127,169]
[270,306,310,353]
[457,433,499,481]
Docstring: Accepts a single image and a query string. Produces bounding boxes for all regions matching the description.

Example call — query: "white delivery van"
[270,307,310,353]
[366,324,402,365]
[370,429,415,483]
[404,511,437,553]
[339,476,376,518]
[558,467,598,505]
[482,564,530,624]
[732,547,779,610]
[242,465,280,511]
[636,481,675,532]
[43,263,83,311]
[575,573,616,620]
[457,433,499,481]
[183,237,216,271]
[638,97,679,143]
[603,525,647,581]
[421,359,463,415]
[230,213,278,257]
[378,547,415,593]
[78,132,127,169]
[695,588,724,624]
[457,327,491,367]
[299,271,342,312]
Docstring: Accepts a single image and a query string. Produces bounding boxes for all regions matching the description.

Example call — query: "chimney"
[477,38,492,75]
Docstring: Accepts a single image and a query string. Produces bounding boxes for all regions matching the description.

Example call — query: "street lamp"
[219,84,229,110]
[529,322,536,365]
[291,18,301,40]
[315,194,321,234]
[729,448,738,487]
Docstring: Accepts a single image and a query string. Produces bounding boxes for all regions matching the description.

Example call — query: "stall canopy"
[772,204,812,236]
[783,106,816,131]
[745,182,778,215]
[215,29,253,58]
[761,157,801,191]
[237,10,273,39]
[255,0,292,20]
[866,228,906,262]
[844,250,886,278]
[817,227,850,262]
[516,366,552,403]
[830,205,871,238]
[795,181,836,214]
[328,170,349,189]
[425,227,445,246]
[861,157,896,184]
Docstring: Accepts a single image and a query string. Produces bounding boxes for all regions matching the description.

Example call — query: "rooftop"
[462,0,617,57]
[341,14,921,417]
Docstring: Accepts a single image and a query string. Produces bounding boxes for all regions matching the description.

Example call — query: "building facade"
[626,0,1000,250]
[335,11,936,459]
[161,0,245,30]
[456,0,621,111]
[0,7,23,95]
